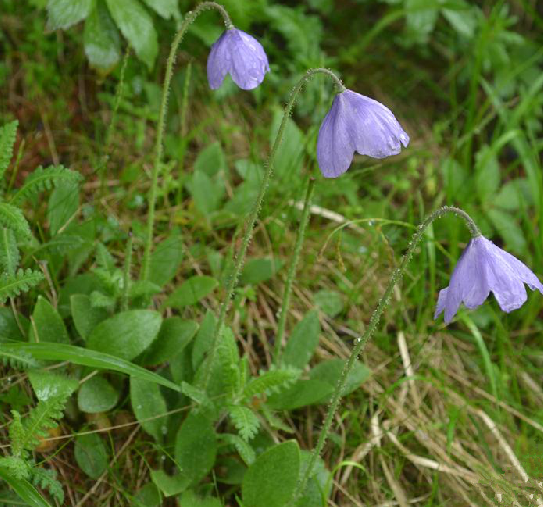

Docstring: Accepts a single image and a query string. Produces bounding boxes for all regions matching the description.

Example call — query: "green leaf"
[48,183,79,236]
[242,441,300,507]
[130,377,167,441]
[0,203,32,239]
[178,490,222,507]
[239,258,283,286]
[228,406,259,442]
[266,379,334,410]
[166,276,218,308]
[105,0,158,70]
[74,433,109,479]
[47,0,93,29]
[71,294,108,340]
[221,433,256,465]
[0,343,181,392]
[29,296,69,344]
[174,411,217,484]
[78,375,119,413]
[405,0,439,39]
[475,145,501,202]
[11,165,82,205]
[28,370,78,401]
[87,310,162,361]
[141,0,178,18]
[495,178,533,211]
[134,482,162,507]
[0,466,51,507]
[84,0,121,69]
[194,143,226,177]
[0,307,27,342]
[149,233,183,287]
[313,290,343,317]
[296,451,330,507]
[0,228,19,276]
[189,171,225,216]
[181,381,213,408]
[442,2,476,38]
[283,311,320,369]
[0,120,18,182]
[309,359,370,397]
[142,318,198,366]
[150,470,190,497]
[0,269,44,304]
[243,367,300,399]
[192,310,216,369]
[486,208,527,254]
[269,107,304,179]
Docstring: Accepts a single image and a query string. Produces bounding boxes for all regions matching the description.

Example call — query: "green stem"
[141,2,233,282]
[291,205,480,503]
[274,176,315,365]
[177,61,193,206]
[200,68,346,390]
[122,233,133,311]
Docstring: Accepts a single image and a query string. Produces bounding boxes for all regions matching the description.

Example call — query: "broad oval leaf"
[130,377,168,441]
[149,233,183,288]
[165,276,218,308]
[84,0,121,70]
[242,440,300,507]
[29,296,69,344]
[71,294,108,340]
[87,310,161,361]
[74,433,109,479]
[142,318,198,366]
[283,310,320,369]
[78,375,119,413]
[309,359,370,397]
[47,0,93,30]
[266,379,333,411]
[174,411,217,484]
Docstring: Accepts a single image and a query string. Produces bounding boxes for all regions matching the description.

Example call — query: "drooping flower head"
[207,27,269,90]
[317,89,409,178]
[435,236,543,324]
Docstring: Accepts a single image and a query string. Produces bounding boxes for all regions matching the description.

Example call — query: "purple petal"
[207,28,269,91]
[316,89,409,178]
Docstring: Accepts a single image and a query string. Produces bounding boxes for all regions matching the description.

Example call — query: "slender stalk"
[122,233,133,311]
[177,61,192,206]
[99,49,129,195]
[200,68,346,390]
[274,176,315,364]
[292,206,480,503]
[141,2,233,282]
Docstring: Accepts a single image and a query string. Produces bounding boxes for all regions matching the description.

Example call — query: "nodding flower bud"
[435,236,543,323]
[207,28,269,90]
[317,89,409,178]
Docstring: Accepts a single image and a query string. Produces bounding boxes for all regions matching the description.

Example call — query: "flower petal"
[207,31,231,90]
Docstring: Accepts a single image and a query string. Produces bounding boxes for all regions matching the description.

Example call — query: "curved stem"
[140,2,233,282]
[201,68,345,389]
[292,205,481,503]
[274,176,315,365]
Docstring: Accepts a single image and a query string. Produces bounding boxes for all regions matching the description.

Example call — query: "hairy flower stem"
[141,2,233,282]
[292,205,481,503]
[274,176,315,365]
[201,68,346,390]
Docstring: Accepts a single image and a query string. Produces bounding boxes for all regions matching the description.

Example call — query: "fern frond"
[221,433,256,465]
[0,268,44,303]
[0,120,18,182]
[242,367,300,400]
[0,203,32,239]
[216,327,241,397]
[19,396,67,453]
[228,405,260,442]
[0,350,37,370]
[9,410,26,459]
[0,456,30,479]
[11,165,82,204]
[0,227,19,275]
[31,466,64,505]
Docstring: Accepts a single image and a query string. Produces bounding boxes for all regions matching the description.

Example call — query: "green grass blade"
[0,466,51,507]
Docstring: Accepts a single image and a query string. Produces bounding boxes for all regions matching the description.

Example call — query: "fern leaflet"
[0,227,19,275]
[31,467,64,505]
[0,203,32,239]
[0,268,44,303]
[0,120,18,183]
[11,165,82,204]
[243,367,300,400]
[228,405,260,442]
[0,350,37,370]
[0,456,30,479]
[221,433,256,465]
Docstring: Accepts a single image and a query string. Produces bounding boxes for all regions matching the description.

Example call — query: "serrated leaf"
[74,433,109,479]
[283,310,320,369]
[0,269,43,303]
[0,466,51,507]
[0,120,18,182]
[0,227,19,276]
[165,276,218,308]
[28,370,78,401]
[130,377,167,441]
[11,165,82,205]
[174,411,217,484]
[47,0,93,30]
[228,406,260,442]
[84,0,121,69]
[221,433,256,465]
[78,374,118,413]
[87,310,162,361]
[0,203,32,239]
[242,441,299,507]
[105,0,158,70]
[243,368,300,400]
